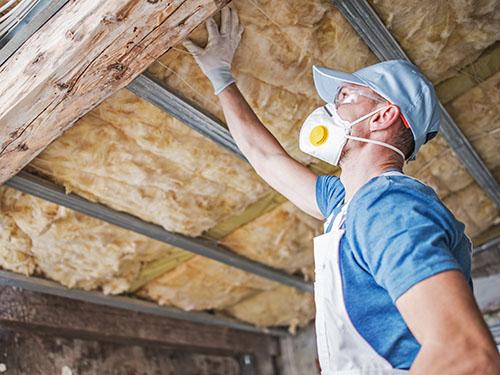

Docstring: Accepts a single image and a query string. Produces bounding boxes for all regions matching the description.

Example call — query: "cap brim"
[312,65,366,103]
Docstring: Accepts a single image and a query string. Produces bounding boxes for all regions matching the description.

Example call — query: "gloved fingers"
[220,6,230,35]
[206,17,220,43]
[182,39,203,56]
[230,6,240,37]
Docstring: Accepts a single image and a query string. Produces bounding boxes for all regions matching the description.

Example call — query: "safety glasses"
[333,85,410,129]
[333,87,385,108]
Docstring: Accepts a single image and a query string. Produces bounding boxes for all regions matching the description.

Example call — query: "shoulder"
[346,174,463,244]
[349,174,440,212]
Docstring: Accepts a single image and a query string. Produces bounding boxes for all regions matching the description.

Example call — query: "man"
[183,6,500,374]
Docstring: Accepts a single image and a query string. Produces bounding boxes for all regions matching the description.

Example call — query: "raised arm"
[183,6,322,220]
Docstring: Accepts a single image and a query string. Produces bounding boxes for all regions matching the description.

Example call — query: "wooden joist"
[0,285,279,374]
[0,0,230,184]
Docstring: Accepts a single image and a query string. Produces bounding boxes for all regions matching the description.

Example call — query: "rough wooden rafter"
[0,0,230,183]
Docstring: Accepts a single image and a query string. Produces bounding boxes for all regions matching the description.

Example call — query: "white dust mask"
[299,103,405,166]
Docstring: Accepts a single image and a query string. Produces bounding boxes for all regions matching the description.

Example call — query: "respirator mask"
[299,88,406,166]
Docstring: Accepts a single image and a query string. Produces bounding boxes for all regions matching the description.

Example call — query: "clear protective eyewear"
[333,87,385,108]
[332,85,411,130]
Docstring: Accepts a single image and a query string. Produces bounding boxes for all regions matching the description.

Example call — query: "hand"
[183,6,243,95]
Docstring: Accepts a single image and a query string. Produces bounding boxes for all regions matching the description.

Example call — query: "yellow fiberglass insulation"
[223,285,315,334]
[0,187,188,294]
[446,71,500,181]
[137,255,276,311]
[370,0,500,83]
[29,90,270,237]
[404,71,500,238]
[221,201,321,279]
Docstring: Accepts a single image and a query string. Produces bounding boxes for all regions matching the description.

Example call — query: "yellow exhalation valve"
[309,125,328,146]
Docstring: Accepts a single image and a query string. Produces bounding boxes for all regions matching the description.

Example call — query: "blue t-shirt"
[315,174,472,369]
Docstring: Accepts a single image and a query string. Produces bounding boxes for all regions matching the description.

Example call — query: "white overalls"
[313,171,409,374]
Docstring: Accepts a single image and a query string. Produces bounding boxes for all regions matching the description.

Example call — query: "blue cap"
[312,60,440,160]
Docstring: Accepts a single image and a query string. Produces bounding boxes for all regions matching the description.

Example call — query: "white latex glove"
[183,6,243,95]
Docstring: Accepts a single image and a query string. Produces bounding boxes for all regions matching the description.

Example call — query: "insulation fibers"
[0,187,187,294]
[29,90,270,236]
[446,71,500,181]
[0,209,35,276]
[223,285,315,333]
[370,0,500,83]
[221,201,321,279]
[138,255,277,311]
[405,71,500,238]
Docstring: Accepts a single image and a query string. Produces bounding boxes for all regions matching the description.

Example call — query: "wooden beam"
[0,284,279,360]
[0,270,288,337]
[0,0,230,184]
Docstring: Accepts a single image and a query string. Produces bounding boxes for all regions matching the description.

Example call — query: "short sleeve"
[346,177,463,302]
[315,175,345,218]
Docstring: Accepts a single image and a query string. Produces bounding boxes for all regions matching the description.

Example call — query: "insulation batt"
[0,187,187,294]
[370,0,500,83]
[221,201,321,279]
[223,285,316,334]
[138,255,276,311]
[30,90,270,236]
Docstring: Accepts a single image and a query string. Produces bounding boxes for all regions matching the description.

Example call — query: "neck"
[339,148,403,203]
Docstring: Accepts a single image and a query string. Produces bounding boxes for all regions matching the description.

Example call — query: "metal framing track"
[474,236,500,256]
[128,73,246,161]
[0,0,70,67]
[5,171,314,294]
[0,270,288,337]
[332,0,500,209]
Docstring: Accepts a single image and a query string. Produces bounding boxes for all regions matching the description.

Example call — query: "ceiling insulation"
[137,255,276,311]
[224,285,315,334]
[0,0,498,331]
[28,89,270,237]
[369,0,500,83]
[0,187,188,294]
[446,71,500,181]
[221,201,320,279]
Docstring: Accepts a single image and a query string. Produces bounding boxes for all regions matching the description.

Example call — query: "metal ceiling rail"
[128,73,246,160]
[332,0,500,209]
[474,236,500,256]
[0,270,289,337]
[5,171,314,294]
[0,0,70,67]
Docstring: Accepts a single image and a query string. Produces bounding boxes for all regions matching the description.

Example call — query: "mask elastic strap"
[348,106,386,127]
[345,135,406,161]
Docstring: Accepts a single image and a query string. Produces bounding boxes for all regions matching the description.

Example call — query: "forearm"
[218,83,287,164]
[410,342,499,374]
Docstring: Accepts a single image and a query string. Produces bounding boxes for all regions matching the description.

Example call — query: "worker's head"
[300,60,440,166]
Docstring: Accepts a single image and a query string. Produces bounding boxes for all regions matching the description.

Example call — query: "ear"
[369,105,400,132]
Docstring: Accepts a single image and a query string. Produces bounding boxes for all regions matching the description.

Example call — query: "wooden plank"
[0,329,244,375]
[0,270,289,337]
[0,0,230,184]
[0,285,280,357]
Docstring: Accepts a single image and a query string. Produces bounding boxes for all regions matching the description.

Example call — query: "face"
[335,84,386,164]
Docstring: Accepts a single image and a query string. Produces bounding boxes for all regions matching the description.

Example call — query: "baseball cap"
[312,60,440,160]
